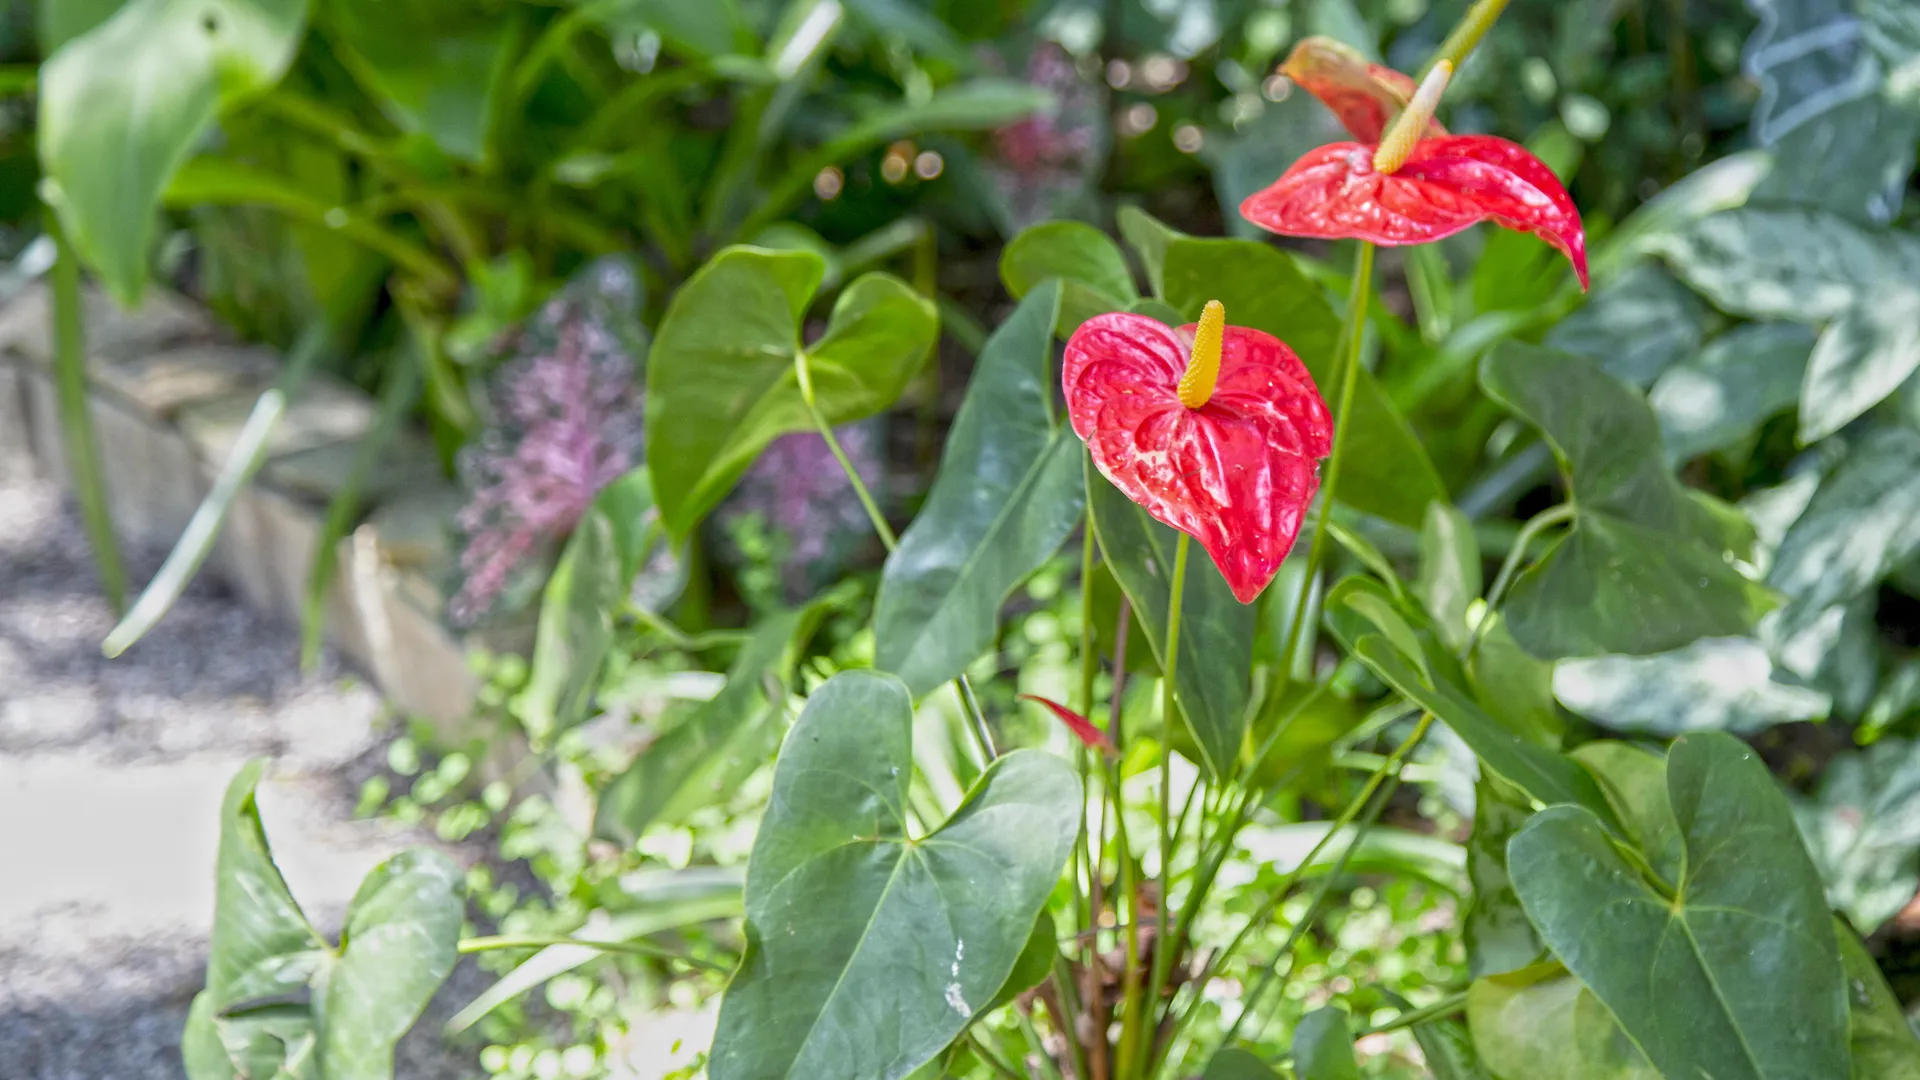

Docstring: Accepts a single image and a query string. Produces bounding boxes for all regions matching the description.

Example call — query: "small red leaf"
[1063,313,1332,604]
[1282,37,1447,144]
[1240,135,1588,289]
[1019,694,1115,754]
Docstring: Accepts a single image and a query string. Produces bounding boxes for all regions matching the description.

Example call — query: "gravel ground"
[0,458,483,1079]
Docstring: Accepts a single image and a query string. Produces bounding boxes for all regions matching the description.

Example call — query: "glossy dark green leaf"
[596,605,826,845]
[1467,616,1563,747]
[38,0,307,304]
[1293,1006,1361,1080]
[1353,636,1619,831]
[1116,205,1185,298]
[1201,1048,1282,1079]
[1650,323,1816,462]
[325,0,508,160]
[1416,503,1481,654]
[1464,775,1543,979]
[982,909,1057,1016]
[1482,342,1772,658]
[1654,207,1913,322]
[647,248,935,539]
[1840,918,1920,1079]
[1793,737,1920,934]
[1569,741,1683,886]
[1553,636,1829,737]
[874,282,1084,695]
[1767,426,1920,641]
[1801,283,1920,440]
[518,470,681,742]
[1413,1017,1494,1080]
[1466,964,1658,1080]
[1508,732,1848,1080]
[1544,263,1710,387]
[1086,462,1254,777]
[319,849,464,1079]
[999,221,1138,334]
[708,671,1080,1080]
[1161,237,1445,528]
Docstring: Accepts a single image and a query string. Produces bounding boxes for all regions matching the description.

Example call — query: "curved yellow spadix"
[1177,300,1226,409]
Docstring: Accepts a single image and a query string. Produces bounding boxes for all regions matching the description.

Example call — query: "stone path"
[0,459,479,1079]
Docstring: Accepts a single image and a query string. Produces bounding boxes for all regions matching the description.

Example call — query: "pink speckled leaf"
[1282,36,1447,143]
[1240,135,1589,289]
[1063,313,1332,604]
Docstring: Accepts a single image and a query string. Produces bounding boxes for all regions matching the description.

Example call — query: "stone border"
[0,282,481,731]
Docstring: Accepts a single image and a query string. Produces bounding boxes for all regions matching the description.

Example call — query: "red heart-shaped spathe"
[1064,313,1332,604]
[1240,135,1589,289]
[1282,36,1447,144]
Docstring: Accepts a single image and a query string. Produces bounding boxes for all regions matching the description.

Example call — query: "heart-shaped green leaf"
[708,671,1080,1080]
[39,0,308,304]
[1000,221,1139,335]
[319,849,464,1079]
[1160,236,1444,528]
[874,281,1085,695]
[646,248,936,540]
[1839,918,1920,1079]
[1201,1048,1282,1079]
[1086,461,1255,777]
[1116,205,1184,298]
[1466,963,1658,1080]
[1481,342,1772,658]
[1508,732,1848,1080]
[1293,1006,1361,1080]
[596,603,828,845]
[1544,263,1710,387]
[324,0,507,160]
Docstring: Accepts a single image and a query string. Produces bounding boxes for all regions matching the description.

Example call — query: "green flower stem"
[1355,989,1470,1037]
[1278,241,1375,684]
[48,215,127,615]
[455,934,728,973]
[795,350,997,762]
[1425,0,1513,76]
[1077,516,1102,962]
[1465,500,1576,659]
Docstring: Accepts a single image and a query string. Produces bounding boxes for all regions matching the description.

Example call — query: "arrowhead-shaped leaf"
[1086,461,1254,777]
[647,248,936,540]
[1508,732,1848,1080]
[873,281,1085,695]
[1466,964,1658,1080]
[319,849,464,1080]
[999,222,1138,335]
[708,671,1080,1080]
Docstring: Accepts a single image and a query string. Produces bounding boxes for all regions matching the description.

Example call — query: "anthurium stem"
[1279,242,1376,680]
[1466,500,1575,659]
[456,934,727,973]
[1355,989,1470,1037]
[1426,0,1512,75]
[48,215,127,615]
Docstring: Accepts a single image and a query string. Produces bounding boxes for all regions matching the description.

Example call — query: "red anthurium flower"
[1019,694,1117,756]
[1064,301,1332,605]
[1245,51,1589,289]
[1281,36,1446,144]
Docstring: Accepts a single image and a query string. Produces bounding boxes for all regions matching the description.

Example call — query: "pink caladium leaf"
[1240,135,1589,289]
[1019,694,1116,755]
[1063,312,1332,604]
[1281,36,1447,143]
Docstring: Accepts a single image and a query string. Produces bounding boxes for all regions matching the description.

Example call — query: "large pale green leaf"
[1543,263,1710,387]
[1840,919,1920,1079]
[1553,636,1830,736]
[1086,462,1254,777]
[646,248,936,539]
[319,849,464,1080]
[873,282,1084,695]
[324,0,509,161]
[1653,208,1912,322]
[1160,237,1445,528]
[1650,323,1816,462]
[1794,738,1920,934]
[1293,1006,1361,1080]
[1481,343,1772,658]
[1801,282,1920,440]
[999,222,1138,334]
[38,0,307,304]
[1412,1017,1495,1080]
[1754,90,1920,226]
[1508,732,1848,1080]
[1466,964,1658,1080]
[1463,775,1543,979]
[207,761,321,1008]
[595,605,826,845]
[708,671,1079,1080]
[38,0,128,50]
[517,470,681,743]
[1767,426,1920,640]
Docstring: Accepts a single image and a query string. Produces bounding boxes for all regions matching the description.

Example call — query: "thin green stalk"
[1017,1003,1066,1080]
[966,1032,1027,1080]
[1077,517,1102,964]
[1050,951,1092,1080]
[795,350,996,762]
[1424,0,1513,75]
[1278,242,1375,682]
[1464,501,1575,659]
[455,934,727,973]
[47,216,126,615]
[1355,989,1469,1037]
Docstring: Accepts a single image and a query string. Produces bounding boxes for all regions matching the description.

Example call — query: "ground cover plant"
[17,0,1920,1076]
